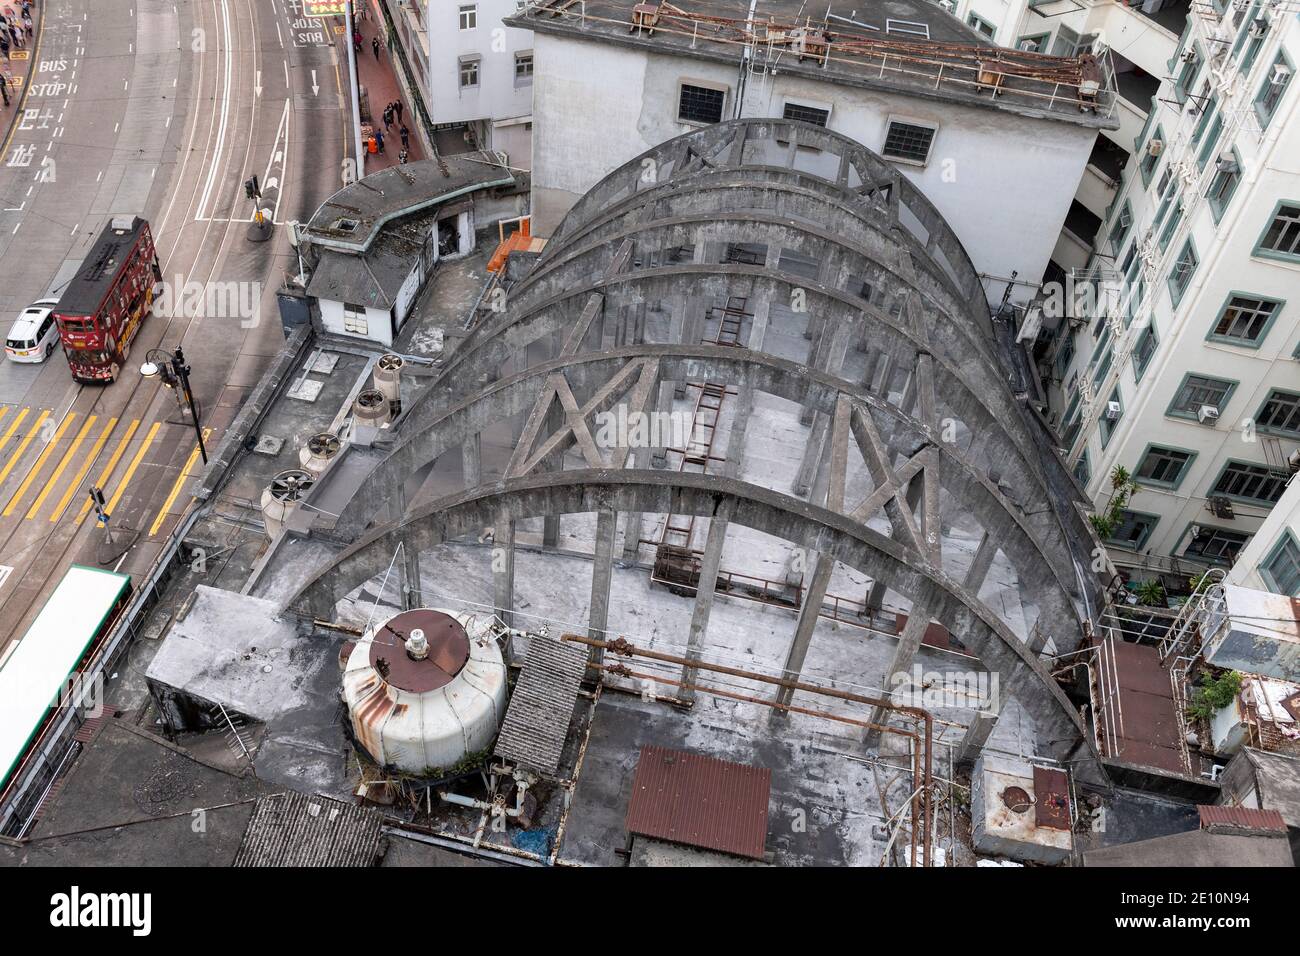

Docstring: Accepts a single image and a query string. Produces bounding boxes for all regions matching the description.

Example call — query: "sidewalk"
[350,2,425,175]
[0,2,41,151]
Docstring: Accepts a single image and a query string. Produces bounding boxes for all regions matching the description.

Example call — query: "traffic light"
[244,175,261,200]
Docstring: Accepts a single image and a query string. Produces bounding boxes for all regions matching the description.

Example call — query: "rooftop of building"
[509,0,1118,128]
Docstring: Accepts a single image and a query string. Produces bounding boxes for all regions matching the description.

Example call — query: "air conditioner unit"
[1232,0,1249,10]
[1216,152,1239,174]
[1105,400,1122,420]
[1182,49,1198,64]
[941,0,956,11]
[1271,62,1292,85]
[1198,404,1220,423]
[1148,138,1165,157]
[1249,17,1268,38]
[1288,448,1300,473]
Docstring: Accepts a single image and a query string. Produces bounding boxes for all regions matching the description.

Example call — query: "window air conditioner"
[1271,63,1292,85]
[1148,138,1165,157]
[1216,153,1238,174]
[1249,17,1268,38]
[1197,404,1220,423]
[1105,401,1122,420]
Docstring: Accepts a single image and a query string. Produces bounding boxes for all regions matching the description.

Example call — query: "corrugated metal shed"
[233,791,384,867]
[626,745,771,860]
[495,635,589,777]
[1197,805,1288,833]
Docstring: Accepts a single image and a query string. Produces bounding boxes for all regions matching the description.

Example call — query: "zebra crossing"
[0,404,206,535]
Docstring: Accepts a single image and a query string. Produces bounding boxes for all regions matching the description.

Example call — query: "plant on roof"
[1133,579,1166,607]
[1185,669,1243,723]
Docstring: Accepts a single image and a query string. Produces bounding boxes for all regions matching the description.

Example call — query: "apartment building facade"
[386,0,535,165]
[1023,1,1300,585]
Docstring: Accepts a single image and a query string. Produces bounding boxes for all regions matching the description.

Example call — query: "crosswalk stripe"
[4,412,75,516]
[52,416,117,523]
[75,419,140,525]
[0,406,30,457]
[97,420,161,526]
[148,428,212,537]
[0,408,49,487]
[27,414,96,520]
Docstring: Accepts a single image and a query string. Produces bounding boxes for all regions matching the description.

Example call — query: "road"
[0,0,350,647]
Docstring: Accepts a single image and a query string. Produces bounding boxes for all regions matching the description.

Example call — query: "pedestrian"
[394,100,404,123]
[398,148,408,165]
[382,105,393,129]
[0,74,9,108]
[22,12,30,37]
[1,31,11,59]
[353,30,362,54]
[376,129,385,154]
[400,125,409,150]
[372,36,380,60]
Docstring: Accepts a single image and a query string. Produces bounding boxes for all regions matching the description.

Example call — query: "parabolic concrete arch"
[277,117,1102,770]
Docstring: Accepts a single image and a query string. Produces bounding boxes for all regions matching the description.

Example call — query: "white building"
[1025,2,1300,584]
[508,0,1119,306]
[387,0,535,165]
[1230,470,1300,596]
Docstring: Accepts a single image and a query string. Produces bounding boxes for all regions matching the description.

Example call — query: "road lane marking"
[4,412,75,516]
[148,428,212,537]
[96,420,162,526]
[75,418,140,525]
[0,407,28,454]
[27,415,96,520]
[51,416,116,522]
[0,408,48,487]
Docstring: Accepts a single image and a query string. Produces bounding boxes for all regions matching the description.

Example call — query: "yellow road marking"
[148,428,212,537]
[52,417,116,522]
[0,406,30,456]
[0,408,49,487]
[27,415,96,519]
[75,419,140,525]
[0,406,9,427]
[4,412,75,516]
[97,420,161,526]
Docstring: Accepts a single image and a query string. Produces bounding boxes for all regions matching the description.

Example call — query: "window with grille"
[783,103,829,127]
[1258,203,1300,260]
[1213,461,1288,503]
[1256,389,1300,435]
[967,14,996,38]
[1170,374,1234,418]
[881,119,936,165]
[515,52,534,83]
[1184,526,1249,564]
[1109,510,1157,550]
[1100,386,1122,447]
[1168,239,1198,304]
[459,57,480,88]
[1211,294,1279,344]
[1263,534,1300,596]
[458,4,477,29]
[1136,446,1194,486]
[1073,450,1090,486]
[678,84,726,124]
[1132,323,1158,380]
[343,303,368,336]
[1207,155,1241,220]
[1255,55,1292,127]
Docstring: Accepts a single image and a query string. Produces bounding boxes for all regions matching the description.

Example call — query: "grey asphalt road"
[0,0,351,645]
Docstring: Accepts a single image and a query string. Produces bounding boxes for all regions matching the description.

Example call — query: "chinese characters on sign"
[303,0,348,15]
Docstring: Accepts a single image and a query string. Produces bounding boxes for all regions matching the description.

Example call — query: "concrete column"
[865,609,932,745]
[955,701,1002,769]
[401,539,422,610]
[621,448,644,563]
[863,579,887,623]
[793,411,830,497]
[651,381,674,468]
[588,509,618,664]
[964,530,996,595]
[462,432,482,489]
[776,552,835,707]
[493,509,516,628]
[681,500,733,702]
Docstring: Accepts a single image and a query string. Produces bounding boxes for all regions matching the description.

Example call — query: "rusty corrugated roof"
[625,745,771,860]
[1197,805,1287,832]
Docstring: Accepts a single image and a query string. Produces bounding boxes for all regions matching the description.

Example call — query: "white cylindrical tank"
[260,469,314,539]
[373,353,404,415]
[299,432,342,476]
[341,608,507,776]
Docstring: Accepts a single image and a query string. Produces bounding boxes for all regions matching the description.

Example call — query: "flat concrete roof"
[511,0,1117,129]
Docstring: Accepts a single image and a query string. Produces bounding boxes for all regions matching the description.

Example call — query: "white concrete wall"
[319,298,395,347]
[531,32,1098,303]
[424,0,533,153]
[1230,474,1300,594]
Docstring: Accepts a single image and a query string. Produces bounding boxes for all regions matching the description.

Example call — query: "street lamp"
[141,346,208,465]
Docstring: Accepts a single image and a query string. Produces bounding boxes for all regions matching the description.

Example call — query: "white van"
[4,298,62,363]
